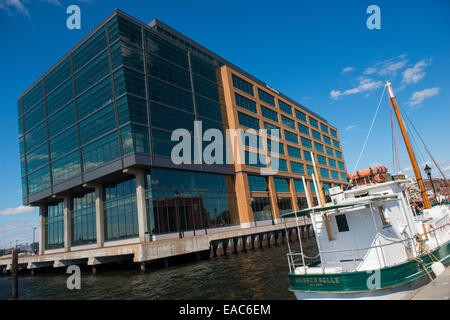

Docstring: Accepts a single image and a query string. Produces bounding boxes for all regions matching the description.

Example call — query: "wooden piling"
[12,248,18,300]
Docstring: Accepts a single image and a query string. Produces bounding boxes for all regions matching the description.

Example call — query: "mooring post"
[12,248,18,300]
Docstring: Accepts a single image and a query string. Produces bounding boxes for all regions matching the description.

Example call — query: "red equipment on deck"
[348,166,388,186]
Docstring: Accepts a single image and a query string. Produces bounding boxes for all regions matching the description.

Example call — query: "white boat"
[282,82,450,300]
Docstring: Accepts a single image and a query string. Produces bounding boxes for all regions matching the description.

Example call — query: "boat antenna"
[385,82,431,209]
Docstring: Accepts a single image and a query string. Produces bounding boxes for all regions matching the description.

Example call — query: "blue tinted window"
[50,126,79,160]
[312,129,321,141]
[52,151,81,185]
[294,180,305,193]
[301,136,312,149]
[238,112,260,130]
[295,109,307,123]
[48,103,76,138]
[23,101,45,133]
[23,81,44,113]
[279,100,292,115]
[281,115,295,130]
[261,105,278,122]
[258,88,275,106]
[284,130,298,144]
[73,27,107,71]
[291,161,305,174]
[309,117,318,129]
[79,104,116,145]
[235,93,257,113]
[47,79,74,116]
[248,175,267,191]
[287,145,301,159]
[82,131,121,172]
[298,123,309,136]
[232,74,253,96]
[46,57,72,93]
[274,178,289,192]
[77,77,113,119]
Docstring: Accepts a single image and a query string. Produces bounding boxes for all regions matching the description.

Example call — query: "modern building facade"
[17,10,347,254]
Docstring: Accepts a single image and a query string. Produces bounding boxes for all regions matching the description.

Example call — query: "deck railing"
[286,220,449,274]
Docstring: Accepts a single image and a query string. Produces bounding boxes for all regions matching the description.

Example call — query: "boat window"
[335,214,349,232]
[378,206,390,226]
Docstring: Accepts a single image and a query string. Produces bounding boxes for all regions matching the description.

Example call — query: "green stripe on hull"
[289,241,450,293]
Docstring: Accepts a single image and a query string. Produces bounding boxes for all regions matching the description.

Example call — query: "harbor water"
[0,237,317,300]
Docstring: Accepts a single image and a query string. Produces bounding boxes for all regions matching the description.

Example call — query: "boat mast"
[385,82,431,209]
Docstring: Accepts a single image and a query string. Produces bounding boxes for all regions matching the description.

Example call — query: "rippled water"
[0,237,317,300]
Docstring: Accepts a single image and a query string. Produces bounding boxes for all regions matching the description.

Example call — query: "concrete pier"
[412,267,450,300]
[0,218,310,273]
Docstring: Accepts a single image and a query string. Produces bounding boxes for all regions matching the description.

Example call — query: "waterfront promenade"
[0,218,311,273]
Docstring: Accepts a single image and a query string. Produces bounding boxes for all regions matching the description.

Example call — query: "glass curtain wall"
[72,191,97,246]
[46,202,65,249]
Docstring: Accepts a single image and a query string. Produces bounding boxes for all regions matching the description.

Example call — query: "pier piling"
[11,248,18,300]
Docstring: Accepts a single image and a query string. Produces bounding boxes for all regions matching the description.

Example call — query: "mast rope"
[346,85,386,190]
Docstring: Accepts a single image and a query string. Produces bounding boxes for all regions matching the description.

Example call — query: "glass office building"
[17,10,347,253]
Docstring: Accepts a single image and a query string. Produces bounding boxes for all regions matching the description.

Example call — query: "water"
[0,237,317,300]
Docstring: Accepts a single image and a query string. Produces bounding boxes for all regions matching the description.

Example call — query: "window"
[52,151,81,185]
[191,54,218,83]
[251,197,272,222]
[281,115,295,130]
[340,172,347,182]
[287,145,301,159]
[261,105,278,122]
[274,158,288,172]
[75,51,110,95]
[117,95,148,126]
[248,175,267,191]
[315,142,324,153]
[73,27,107,72]
[277,197,292,215]
[72,191,97,246]
[82,131,121,172]
[117,16,142,48]
[333,139,340,149]
[291,161,305,174]
[27,144,49,174]
[193,75,220,102]
[23,81,44,113]
[46,57,72,93]
[46,79,74,116]
[335,150,343,159]
[335,214,349,232]
[232,74,253,96]
[145,31,188,68]
[196,95,223,122]
[294,180,305,193]
[48,103,76,138]
[279,100,292,115]
[238,112,260,130]
[312,129,322,141]
[309,117,318,129]
[320,168,330,178]
[328,158,337,168]
[235,93,257,113]
[25,122,47,152]
[303,151,312,162]
[23,101,45,133]
[331,170,339,180]
[326,146,334,157]
[284,130,298,144]
[317,155,327,166]
[274,178,289,192]
[264,122,281,138]
[323,135,331,146]
[77,77,113,119]
[258,88,275,106]
[268,140,284,155]
[245,151,266,168]
[298,123,309,136]
[28,165,50,194]
[50,127,79,160]
[147,54,190,90]
[121,124,150,154]
[320,123,329,134]
[330,128,338,138]
[295,109,307,123]
[378,206,390,226]
[338,161,345,170]
[148,77,193,113]
[79,104,116,145]
[301,137,312,149]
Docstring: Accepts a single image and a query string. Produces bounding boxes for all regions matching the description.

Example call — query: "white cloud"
[408,87,440,106]
[345,125,357,131]
[0,0,30,17]
[341,67,354,74]
[377,60,408,76]
[363,67,377,75]
[0,221,32,233]
[330,77,383,100]
[402,59,431,85]
[0,205,36,216]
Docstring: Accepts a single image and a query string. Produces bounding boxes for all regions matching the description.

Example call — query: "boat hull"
[290,240,450,300]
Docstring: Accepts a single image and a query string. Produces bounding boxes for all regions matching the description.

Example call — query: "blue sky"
[0,0,449,248]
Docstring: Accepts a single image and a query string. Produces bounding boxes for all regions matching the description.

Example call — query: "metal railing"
[286,221,449,274]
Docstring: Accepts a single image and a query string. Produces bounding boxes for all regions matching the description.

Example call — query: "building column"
[95,184,105,248]
[135,169,149,242]
[234,172,254,228]
[267,176,280,223]
[289,178,299,212]
[63,195,71,252]
[39,205,47,255]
